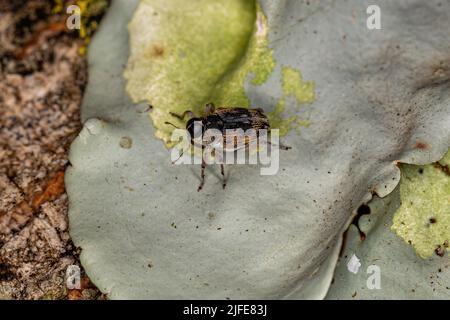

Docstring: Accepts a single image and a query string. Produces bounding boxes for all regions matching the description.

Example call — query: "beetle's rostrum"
[165,103,291,191]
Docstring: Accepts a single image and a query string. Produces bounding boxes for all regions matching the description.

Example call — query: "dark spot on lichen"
[433,162,450,176]
[150,44,165,58]
[435,245,445,257]
[119,136,133,149]
[414,141,428,150]
[429,217,437,224]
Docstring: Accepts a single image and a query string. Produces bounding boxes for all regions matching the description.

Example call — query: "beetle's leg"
[204,102,215,116]
[278,143,291,150]
[169,110,194,120]
[267,141,291,150]
[171,148,185,164]
[197,159,206,192]
[220,164,226,189]
[139,104,153,113]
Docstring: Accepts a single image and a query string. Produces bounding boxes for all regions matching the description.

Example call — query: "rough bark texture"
[0,0,104,299]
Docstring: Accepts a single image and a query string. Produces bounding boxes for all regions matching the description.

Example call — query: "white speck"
[256,12,265,36]
[84,118,103,135]
[347,254,361,274]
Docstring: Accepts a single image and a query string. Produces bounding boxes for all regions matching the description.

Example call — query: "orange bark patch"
[32,171,66,209]
[67,276,98,300]
[14,21,67,60]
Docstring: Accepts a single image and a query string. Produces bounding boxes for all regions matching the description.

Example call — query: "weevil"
[165,103,290,191]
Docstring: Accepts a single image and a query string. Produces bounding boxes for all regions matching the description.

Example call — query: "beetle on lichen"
[165,103,290,191]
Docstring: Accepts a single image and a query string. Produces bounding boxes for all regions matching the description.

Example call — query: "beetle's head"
[186,117,204,141]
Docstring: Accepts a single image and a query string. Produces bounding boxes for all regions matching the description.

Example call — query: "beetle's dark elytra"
[166,103,288,192]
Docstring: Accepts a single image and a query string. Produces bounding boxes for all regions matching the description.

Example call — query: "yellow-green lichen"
[53,0,65,13]
[268,66,315,136]
[53,0,108,55]
[392,149,450,258]
[209,8,275,107]
[280,66,315,104]
[125,0,256,144]
[124,0,315,145]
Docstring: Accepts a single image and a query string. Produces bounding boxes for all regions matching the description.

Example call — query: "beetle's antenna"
[164,121,180,129]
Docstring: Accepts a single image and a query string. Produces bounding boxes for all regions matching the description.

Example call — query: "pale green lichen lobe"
[209,9,276,107]
[392,150,450,258]
[124,0,315,144]
[124,0,256,144]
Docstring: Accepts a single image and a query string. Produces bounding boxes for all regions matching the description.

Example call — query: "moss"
[392,149,450,258]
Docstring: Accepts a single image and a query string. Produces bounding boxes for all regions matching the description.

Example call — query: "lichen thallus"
[165,103,290,191]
